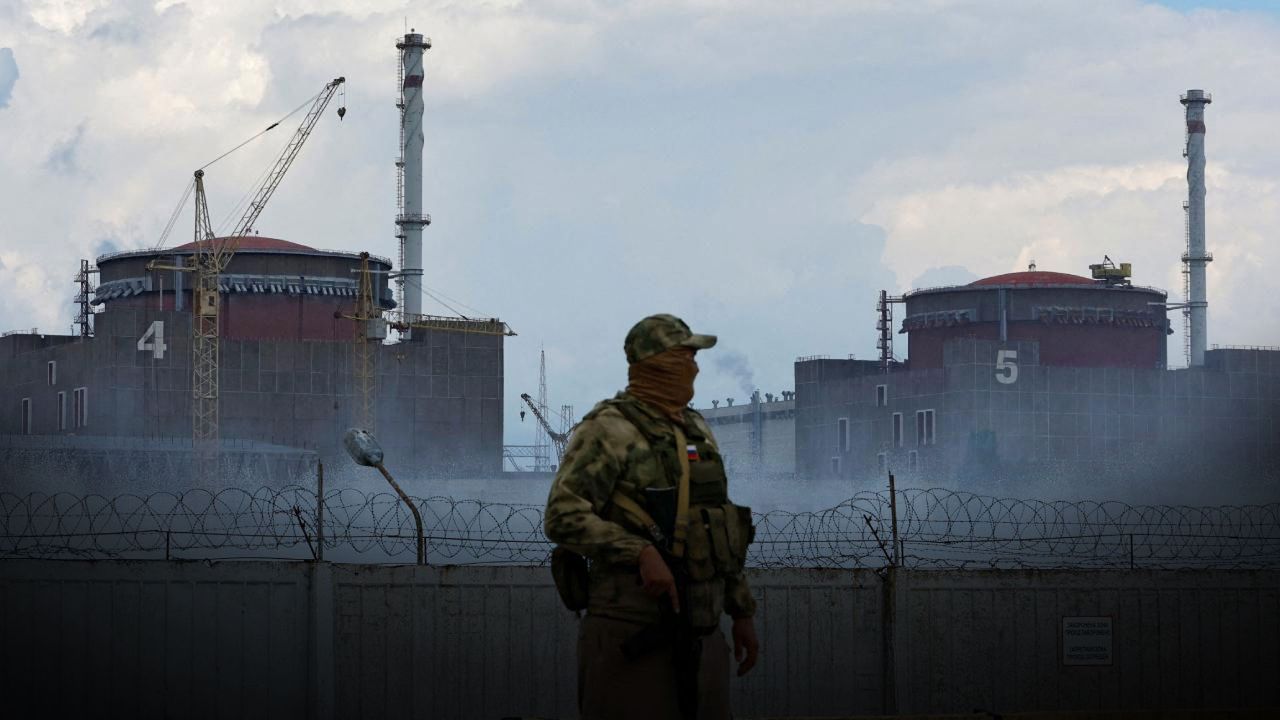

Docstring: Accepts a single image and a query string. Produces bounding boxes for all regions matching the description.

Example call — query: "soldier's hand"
[732,616,759,676]
[637,544,680,614]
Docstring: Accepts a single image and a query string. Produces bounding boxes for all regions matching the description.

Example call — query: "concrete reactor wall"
[95,243,397,344]
[0,304,504,483]
[796,339,1279,502]
[904,280,1169,370]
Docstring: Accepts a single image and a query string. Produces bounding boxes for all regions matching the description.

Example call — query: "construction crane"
[339,257,515,433]
[520,392,569,465]
[382,310,514,337]
[335,252,381,433]
[150,76,346,475]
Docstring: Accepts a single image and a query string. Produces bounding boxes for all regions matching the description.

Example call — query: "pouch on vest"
[683,514,718,582]
[677,500,754,583]
[724,502,755,571]
[702,507,735,575]
[551,546,589,612]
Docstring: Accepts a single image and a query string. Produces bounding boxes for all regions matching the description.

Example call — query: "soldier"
[545,314,759,720]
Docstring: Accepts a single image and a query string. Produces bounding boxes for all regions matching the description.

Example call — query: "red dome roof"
[970,270,1095,287]
[170,236,315,253]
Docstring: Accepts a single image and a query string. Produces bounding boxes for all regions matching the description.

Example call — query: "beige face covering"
[626,347,698,422]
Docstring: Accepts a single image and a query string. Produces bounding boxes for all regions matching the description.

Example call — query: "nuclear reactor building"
[793,90,1278,500]
[0,32,507,486]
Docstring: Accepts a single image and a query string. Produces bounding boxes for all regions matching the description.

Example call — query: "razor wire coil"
[1,486,1277,569]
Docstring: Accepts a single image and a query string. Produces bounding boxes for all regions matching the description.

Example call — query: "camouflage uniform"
[545,315,756,720]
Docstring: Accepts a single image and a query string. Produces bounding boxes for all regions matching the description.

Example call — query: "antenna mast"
[535,349,551,471]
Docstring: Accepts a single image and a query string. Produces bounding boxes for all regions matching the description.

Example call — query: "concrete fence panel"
[0,560,311,720]
[893,570,1280,715]
[2,560,1278,719]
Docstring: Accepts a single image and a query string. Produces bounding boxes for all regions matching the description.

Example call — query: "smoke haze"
[713,350,756,399]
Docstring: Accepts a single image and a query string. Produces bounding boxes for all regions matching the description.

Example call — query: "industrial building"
[795,297,1278,500]
[698,391,796,478]
[0,32,509,486]
[794,90,1278,501]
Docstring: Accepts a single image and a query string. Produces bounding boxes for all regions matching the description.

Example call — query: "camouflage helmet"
[624,314,717,364]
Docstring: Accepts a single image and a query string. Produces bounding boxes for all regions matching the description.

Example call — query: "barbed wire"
[1,486,1277,569]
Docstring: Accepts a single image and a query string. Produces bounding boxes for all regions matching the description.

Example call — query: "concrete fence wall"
[1,560,1277,719]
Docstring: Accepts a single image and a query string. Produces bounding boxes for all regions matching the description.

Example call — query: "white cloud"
[867,162,1184,281]
[1,0,1279,447]
[25,0,110,33]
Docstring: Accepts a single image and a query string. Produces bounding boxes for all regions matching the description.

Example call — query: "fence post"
[882,472,900,714]
[888,472,900,566]
[316,461,325,563]
[309,561,335,720]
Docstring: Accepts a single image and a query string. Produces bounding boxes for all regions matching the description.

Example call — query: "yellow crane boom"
[150,77,346,478]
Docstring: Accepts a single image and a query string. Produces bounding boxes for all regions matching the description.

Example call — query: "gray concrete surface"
[1,560,1276,719]
[796,340,1280,504]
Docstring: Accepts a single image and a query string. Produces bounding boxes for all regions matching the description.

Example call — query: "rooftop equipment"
[1089,256,1133,286]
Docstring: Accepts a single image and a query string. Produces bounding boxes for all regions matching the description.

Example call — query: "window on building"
[838,417,849,453]
[877,452,887,475]
[73,387,88,428]
[21,398,31,435]
[892,412,903,448]
[47,361,56,386]
[57,392,66,431]
[831,456,841,475]
[908,450,918,471]
[915,409,936,446]
[876,384,887,407]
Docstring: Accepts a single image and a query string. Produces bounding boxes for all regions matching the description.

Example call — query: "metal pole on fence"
[882,473,900,715]
[316,461,325,562]
[888,472,900,567]
[1128,533,1134,570]
[376,464,426,566]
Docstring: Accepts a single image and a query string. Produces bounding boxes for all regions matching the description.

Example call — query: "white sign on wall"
[1062,616,1113,666]
[137,321,167,360]
[995,349,1019,384]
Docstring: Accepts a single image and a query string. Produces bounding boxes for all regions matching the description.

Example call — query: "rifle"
[617,456,702,718]
[620,543,701,720]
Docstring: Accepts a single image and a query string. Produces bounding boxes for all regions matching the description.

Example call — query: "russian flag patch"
[686,444,700,462]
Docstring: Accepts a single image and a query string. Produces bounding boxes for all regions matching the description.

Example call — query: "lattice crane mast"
[338,265,516,434]
[151,76,346,471]
[520,392,568,463]
[335,253,380,433]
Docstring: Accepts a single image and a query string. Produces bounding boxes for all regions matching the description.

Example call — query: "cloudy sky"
[2,0,1278,446]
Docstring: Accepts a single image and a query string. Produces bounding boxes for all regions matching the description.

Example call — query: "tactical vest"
[573,395,754,629]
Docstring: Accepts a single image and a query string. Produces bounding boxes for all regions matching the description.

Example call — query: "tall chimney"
[396,31,431,332]
[1180,89,1212,367]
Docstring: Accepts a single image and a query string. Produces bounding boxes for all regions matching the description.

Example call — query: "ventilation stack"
[396,31,431,333]
[1180,89,1212,367]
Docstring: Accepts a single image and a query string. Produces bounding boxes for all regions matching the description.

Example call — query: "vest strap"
[671,425,692,558]
[598,397,695,557]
